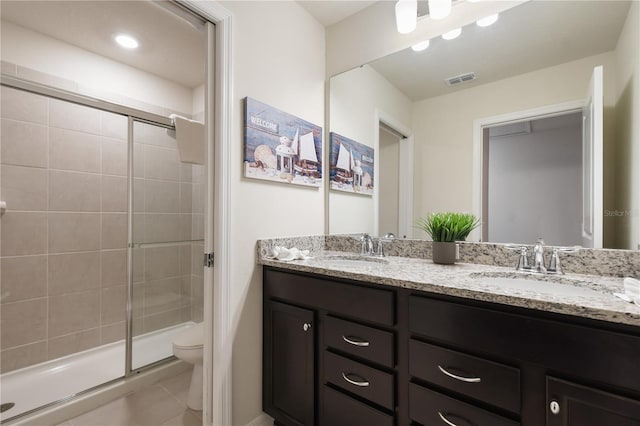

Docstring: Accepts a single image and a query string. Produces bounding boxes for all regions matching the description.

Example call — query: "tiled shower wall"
[0,86,204,373]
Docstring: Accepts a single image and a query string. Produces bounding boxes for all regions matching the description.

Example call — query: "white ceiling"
[369,0,632,101]
[0,0,206,88]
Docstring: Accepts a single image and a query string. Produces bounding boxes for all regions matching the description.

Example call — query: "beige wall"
[614,1,640,250]
[218,2,326,424]
[329,65,412,235]
[378,128,401,236]
[411,51,617,227]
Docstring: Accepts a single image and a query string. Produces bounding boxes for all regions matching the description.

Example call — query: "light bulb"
[411,40,431,52]
[114,33,139,49]
[428,0,452,20]
[395,0,418,34]
[477,14,499,27]
[442,28,462,40]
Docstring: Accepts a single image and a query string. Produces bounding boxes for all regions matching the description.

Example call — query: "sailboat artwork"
[329,132,374,196]
[243,97,322,187]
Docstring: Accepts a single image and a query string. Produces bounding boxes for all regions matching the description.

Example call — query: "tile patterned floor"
[57,368,201,426]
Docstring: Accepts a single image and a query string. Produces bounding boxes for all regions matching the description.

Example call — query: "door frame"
[374,109,414,238]
[471,100,584,242]
[181,2,233,426]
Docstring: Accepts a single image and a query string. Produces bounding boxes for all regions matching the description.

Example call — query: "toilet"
[172,322,204,410]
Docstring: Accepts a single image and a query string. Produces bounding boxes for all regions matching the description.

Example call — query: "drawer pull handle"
[341,372,370,387]
[438,411,470,426]
[437,365,481,383]
[342,335,370,347]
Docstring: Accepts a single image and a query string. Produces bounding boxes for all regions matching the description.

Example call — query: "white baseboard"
[245,412,274,426]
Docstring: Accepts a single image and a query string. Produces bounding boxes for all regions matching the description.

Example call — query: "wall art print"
[243,97,322,187]
[329,132,374,196]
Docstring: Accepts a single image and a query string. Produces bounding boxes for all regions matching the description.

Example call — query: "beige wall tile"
[48,328,100,360]
[179,214,193,241]
[144,246,180,281]
[101,285,127,325]
[48,213,100,253]
[50,98,101,135]
[1,255,47,303]
[133,142,145,178]
[133,179,145,213]
[0,86,48,124]
[102,176,127,212]
[1,60,17,76]
[1,212,47,256]
[191,275,204,310]
[144,180,179,213]
[191,307,204,323]
[48,252,101,295]
[48,290,100,337]
[179,245,191,276]
[49,128,101,173]
[144,145,179,181]
[192,183,205,214]
[143,278,181,316]
[1,165,47,210]
[132,248,145,283]
[101,138,127,176]
[190,243,205,275]
[191,214,204,240]
[134,121,177,149]
[179,183,192,214]
[180,164,192,182]
[1,298,46,349]
[0,341,47,373]
[49,170,101,212]
[144,309,183,333]
[144,214,181,244]
[132,283,144,318]
[180,275,192,306]
[101,322,126,344]
[101,213,127,249]
[101,249,127,287]
[132,213,145,245]
[101,111,127,140]
[1,119,48,168]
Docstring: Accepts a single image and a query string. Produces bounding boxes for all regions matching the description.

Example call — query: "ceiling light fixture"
[428,0,452,20]
[442,27,462,40]
[395,0,418,34]
[411,40,431,52]
[114,33,139,50]
[477,13,499,27]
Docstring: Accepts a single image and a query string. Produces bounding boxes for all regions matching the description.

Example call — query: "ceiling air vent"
[445,72,476,86]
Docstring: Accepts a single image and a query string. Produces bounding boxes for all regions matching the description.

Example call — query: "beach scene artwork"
[329,132,374,196]
[244,97,323,187]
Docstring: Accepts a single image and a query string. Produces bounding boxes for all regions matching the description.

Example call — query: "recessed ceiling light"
[477,14,499,27]
[411,40,431,52]
[442,28,462,40]
[114,33,139,50]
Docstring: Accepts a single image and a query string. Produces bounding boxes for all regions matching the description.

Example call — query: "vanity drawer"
[265,269,394,325]
[322,386,394,426]
[409,383,520,426]
[324,351,394,410]
[410,339,520,413]
[324,316,394,367]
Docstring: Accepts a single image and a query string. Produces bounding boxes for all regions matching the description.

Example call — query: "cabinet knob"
[550,400,561,415]
[302,322,312,332]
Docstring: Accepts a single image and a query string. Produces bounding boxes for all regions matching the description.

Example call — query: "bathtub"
[0,322,194,424]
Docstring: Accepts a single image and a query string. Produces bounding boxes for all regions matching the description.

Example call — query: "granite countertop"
[259,250,640,327]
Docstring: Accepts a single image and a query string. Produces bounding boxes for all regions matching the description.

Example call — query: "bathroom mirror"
[328,0,639,250]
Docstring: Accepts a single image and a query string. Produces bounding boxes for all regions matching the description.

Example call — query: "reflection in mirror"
[329,0,639,250]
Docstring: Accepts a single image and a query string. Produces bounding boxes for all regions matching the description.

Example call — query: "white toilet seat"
[173,322,204,350]
[172,322,205,411]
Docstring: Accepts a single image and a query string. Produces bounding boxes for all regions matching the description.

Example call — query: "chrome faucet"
[361,233,374,255]
[532,238,547,273]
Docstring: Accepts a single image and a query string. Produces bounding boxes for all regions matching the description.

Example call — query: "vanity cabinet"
[263,267,640,426]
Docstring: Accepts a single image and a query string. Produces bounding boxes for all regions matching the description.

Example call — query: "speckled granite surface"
[257,236,640,327]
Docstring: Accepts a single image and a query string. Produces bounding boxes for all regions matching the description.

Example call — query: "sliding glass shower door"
[130,120,205,370]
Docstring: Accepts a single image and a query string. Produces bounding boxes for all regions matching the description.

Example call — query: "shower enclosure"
[0,80,206,422]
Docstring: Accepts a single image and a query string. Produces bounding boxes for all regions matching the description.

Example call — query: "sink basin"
[469,273,602,298]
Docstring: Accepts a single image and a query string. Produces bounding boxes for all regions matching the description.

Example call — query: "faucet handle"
[505,244,532,271]
[374,238,385,257]
[547,246,581,274]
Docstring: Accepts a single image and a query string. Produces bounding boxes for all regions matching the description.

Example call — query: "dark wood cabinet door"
[547,377,640,426]
[264,300,315,426]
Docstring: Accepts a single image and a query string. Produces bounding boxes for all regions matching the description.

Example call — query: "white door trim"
[374,109,414,238]
[182,2,233,426]
[471,100,584,242]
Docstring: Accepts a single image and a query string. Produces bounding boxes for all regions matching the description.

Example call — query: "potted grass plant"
[415,212,479,264]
